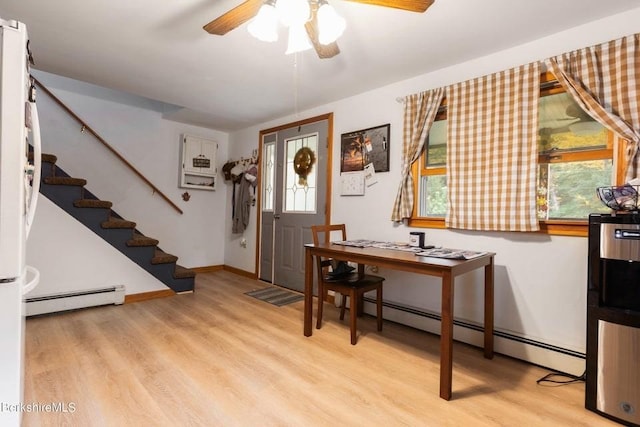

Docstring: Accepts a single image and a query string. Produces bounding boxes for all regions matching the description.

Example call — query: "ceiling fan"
[203,0,435,59]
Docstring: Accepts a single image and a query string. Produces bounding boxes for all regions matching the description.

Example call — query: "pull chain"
[293,52,299,118]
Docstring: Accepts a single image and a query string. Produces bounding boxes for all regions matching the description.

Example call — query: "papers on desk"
[415,248,488,260]
[331,239,373,248]
[332,240,422,252]
[331,241,488,258]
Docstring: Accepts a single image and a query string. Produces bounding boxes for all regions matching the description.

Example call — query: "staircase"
[32,152,196,293]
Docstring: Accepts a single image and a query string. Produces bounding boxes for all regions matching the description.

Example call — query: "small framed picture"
[340,124,390,172]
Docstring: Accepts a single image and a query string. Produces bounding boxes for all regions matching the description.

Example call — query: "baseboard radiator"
[361,296,586,376]
[25,285,125,316]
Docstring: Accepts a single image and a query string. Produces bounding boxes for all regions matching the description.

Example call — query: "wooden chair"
[311,224,384,345]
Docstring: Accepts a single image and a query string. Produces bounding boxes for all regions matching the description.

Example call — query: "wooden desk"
[303,243,495,401]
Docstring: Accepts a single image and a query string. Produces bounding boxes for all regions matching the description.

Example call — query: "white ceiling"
[1,0,639,131]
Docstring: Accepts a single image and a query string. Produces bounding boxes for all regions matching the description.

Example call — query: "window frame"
[408,72,625,237]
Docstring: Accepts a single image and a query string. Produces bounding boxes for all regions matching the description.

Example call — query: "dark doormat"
[245,287,304,307]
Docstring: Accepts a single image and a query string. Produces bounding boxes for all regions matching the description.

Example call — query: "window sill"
[537,220,587,237]
[408,217,587,237]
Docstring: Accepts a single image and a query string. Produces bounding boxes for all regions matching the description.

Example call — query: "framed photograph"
[340,124,390,172]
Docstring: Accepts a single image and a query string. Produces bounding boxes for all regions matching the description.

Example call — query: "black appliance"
[587,213,640,426]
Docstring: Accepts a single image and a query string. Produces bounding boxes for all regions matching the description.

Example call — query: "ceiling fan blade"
[203,0,264,35]
[305,5,340,59]
[343,0,434,13]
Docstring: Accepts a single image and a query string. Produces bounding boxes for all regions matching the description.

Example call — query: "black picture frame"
[340,124,390,172]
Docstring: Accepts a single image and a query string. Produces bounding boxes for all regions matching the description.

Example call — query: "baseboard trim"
[191,265,224,274]
[223,265,257,279]
[124,289,175,304]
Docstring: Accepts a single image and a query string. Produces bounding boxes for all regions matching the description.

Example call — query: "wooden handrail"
[33,77,183,215]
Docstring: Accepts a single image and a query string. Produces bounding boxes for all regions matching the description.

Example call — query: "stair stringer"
[36,153,195,293]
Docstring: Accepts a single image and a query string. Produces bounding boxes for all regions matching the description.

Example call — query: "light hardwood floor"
[23,271,617,426]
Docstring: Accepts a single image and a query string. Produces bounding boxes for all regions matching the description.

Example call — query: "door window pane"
[284,135,318,213]
[262,142,275,211]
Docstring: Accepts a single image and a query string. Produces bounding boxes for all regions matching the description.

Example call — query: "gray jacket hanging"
[232,176,252,234]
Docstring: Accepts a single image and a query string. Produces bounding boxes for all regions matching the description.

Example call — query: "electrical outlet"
[240,238,247,248]
[368,265,379,273]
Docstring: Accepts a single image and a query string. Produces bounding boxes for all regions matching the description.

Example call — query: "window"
[284,134,318,213]
[411,73,621,236]
[262,141,275,211]
[418,112,447,218]
[537,89,613,220]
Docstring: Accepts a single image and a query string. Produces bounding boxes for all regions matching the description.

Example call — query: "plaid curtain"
[545,33,640,181]
[391,87,445,222]
[446,63,540,231]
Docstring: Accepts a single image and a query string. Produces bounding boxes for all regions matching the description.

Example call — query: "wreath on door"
[293,147,316,186]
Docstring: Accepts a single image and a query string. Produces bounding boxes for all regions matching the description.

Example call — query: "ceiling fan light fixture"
[285,24,313,54]
[248,2,279,42]
[317,1,346,45]
[275,0,311,27]
[205,0,434,58]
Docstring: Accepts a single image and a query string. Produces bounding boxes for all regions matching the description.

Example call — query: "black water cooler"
[587,213,640,426]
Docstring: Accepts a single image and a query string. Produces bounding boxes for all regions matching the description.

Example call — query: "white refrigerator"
[0,18,42,426]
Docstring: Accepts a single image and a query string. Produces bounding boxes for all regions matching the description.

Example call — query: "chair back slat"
[311,224,347,245]
[311,224,348,277]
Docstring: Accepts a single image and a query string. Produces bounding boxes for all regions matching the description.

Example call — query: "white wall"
[28,71,229,296]
[225,8,640,373]
[32,70,229,270]
[27,197,167,297]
